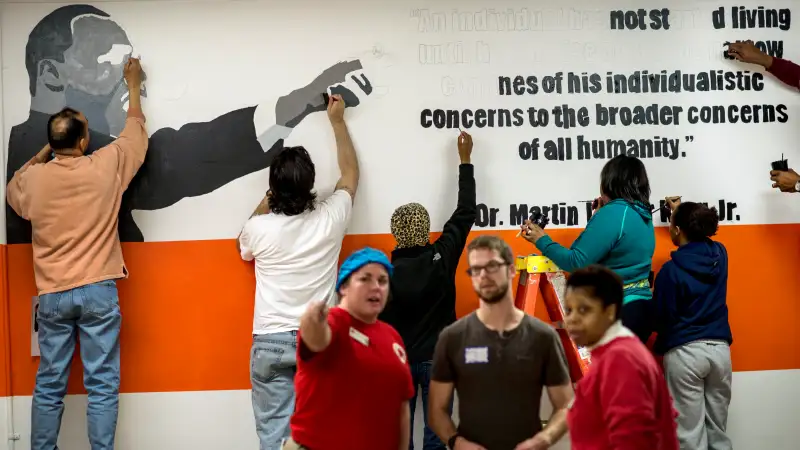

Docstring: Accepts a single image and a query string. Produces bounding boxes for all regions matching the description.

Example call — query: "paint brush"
[656,196,682,214]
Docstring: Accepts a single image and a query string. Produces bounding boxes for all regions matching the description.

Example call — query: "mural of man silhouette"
[6,4,373,243]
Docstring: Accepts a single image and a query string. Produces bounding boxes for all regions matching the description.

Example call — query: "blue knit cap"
[336,247,393,292]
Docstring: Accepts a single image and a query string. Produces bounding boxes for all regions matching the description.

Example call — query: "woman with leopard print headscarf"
[379,131,477,450]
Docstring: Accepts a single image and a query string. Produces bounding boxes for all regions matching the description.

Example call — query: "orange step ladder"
[514,254,591,383]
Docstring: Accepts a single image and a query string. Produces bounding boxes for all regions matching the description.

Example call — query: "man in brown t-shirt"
[428,235,574,450]
[6,57,147,450]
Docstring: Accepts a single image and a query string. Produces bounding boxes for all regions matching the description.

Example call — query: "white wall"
[2,0,799,243]
[0,398,11,450]
[1,0,799,449]
[2,370,797,449]
[0,4,12,449]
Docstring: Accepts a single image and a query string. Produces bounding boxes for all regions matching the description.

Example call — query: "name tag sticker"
[464,346,489,363]
[349,327,370,346]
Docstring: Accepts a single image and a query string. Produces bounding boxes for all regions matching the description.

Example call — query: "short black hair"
[600,154,651,206]
[566,265,623,320]
[268,146,317,216]
[673,202,719,242]
[47,107,86,150]
[466,235,515,266]
[25,5,110,95]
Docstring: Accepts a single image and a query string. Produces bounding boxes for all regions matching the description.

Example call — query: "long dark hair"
[268,146,317,216]
[600,155,651,206]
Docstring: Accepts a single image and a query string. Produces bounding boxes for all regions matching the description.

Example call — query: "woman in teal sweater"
[521,155,656,342]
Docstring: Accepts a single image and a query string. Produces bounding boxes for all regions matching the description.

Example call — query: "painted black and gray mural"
[6,4,373,243]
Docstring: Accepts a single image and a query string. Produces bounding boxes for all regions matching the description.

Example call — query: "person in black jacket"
[379,131,477,450]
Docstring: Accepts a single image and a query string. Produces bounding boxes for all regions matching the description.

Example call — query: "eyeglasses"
[466,261,508,277]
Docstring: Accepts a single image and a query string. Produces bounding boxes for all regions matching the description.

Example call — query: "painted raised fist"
[276,59,375,128]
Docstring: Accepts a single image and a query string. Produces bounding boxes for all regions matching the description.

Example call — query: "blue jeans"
[251,331,297,450]
[409,361,451,450]
[31,279,121,450]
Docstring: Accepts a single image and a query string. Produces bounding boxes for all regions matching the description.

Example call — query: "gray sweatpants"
[664,340,733,450]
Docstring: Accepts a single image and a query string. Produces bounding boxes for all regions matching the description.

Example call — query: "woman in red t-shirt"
[285,247,414,450]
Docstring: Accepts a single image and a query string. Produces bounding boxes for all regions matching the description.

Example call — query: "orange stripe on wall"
[0,244,10,397]
[6,224,800,396]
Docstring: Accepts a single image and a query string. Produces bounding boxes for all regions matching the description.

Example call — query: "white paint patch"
[97,44,133,66]
[0,397,11,450]
[2,370,798,449]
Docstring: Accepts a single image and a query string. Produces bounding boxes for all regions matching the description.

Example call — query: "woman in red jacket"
[563,265,679,450]
[284,247,414,450]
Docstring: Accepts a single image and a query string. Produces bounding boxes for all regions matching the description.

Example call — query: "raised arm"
[253,59,370,180]
[524,206,619,272]
[433,131,477,270]
[327,94,360,200]
[95,57,149,191]
[728,40,800,89]
[765,57,800,89]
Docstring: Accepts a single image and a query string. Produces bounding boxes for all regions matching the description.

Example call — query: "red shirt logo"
[392,342,407,364]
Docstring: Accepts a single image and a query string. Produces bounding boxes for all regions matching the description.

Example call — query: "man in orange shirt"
[6,57,147,450]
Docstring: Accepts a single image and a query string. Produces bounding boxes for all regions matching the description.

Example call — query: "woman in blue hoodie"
[520,155,656,342]
[653,199,733,450]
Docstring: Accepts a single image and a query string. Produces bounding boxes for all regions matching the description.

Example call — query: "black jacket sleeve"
[432,163,477,275]
[126,106,281,211]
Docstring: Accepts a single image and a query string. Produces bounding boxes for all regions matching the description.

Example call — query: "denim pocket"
[251,345,285,383]
[82,281,120,318]
[36,293,63,320]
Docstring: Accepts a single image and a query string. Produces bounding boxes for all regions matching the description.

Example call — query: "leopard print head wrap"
[390,202,431,249]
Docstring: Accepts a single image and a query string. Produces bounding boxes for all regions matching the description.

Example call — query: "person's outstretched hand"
[770,169,800,192]
[458,131,473,164]
[520,219,546,244]
[726,40,772,67]
[514,432,552,449]
[300,300,329,329]
[327,93,346,125]
[454,436,487,450]
[665,196,682,212]
[124,57,144,89]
